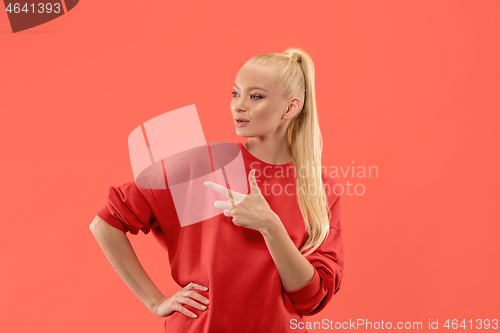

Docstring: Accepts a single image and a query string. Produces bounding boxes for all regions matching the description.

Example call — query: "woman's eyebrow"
[233,83,270,93]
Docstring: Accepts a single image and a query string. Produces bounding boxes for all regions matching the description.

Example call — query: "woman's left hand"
[203,169,279,233]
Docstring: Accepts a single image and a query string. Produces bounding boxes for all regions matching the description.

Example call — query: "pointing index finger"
[203,181,231,197]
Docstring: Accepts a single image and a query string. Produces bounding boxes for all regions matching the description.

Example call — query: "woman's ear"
[282,97,302,120]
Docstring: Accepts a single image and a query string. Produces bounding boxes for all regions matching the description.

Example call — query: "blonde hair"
[246,47,330,257]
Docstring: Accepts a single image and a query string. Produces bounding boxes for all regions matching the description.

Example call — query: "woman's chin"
[235,129,252,137]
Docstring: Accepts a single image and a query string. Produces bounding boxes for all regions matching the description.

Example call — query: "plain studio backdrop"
[0,0,498,332]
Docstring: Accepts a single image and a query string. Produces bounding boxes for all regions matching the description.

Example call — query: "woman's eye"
[231,91,262,100]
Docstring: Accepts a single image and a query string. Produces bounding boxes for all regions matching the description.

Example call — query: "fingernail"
[201,306,207,310]
[192,314,197,318]
[204,287,208,290]
[204,299,209,304]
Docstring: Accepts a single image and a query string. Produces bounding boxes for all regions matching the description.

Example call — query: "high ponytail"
[246,47,330,257]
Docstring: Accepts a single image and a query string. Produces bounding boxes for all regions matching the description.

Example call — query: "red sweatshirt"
[96,142,344,333]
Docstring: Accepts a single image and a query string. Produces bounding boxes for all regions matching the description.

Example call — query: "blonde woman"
[90,47,344,333]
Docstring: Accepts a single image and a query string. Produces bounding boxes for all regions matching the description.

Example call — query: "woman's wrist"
[259,212,284,238]
[151,294,167,314]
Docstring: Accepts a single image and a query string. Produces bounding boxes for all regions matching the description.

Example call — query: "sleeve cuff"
[283,268,321,305]
[97,205,126,233]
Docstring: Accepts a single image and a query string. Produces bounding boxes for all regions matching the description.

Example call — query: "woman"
[90,47,344,332]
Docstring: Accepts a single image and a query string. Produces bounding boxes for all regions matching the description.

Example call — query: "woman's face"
[231,63,296,138]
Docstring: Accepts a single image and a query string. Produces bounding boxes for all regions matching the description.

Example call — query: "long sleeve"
[282,194,344,316]
[96,181,160,234]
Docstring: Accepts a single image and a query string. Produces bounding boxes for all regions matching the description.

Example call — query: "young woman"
[90,47,344,333]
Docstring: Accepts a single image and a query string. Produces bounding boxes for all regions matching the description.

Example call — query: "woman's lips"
[235,119,250,127]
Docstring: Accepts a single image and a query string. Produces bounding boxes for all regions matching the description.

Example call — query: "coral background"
[1,1,498,332]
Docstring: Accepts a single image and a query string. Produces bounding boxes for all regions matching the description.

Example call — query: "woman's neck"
[243,138,292,165]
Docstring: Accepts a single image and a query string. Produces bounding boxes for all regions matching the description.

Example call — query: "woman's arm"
[205,168,343,315]
[261,199,344,317]
[204,170,316,292]
[89,215,165,312]
[260,215,316,292]
[90,215,210,318]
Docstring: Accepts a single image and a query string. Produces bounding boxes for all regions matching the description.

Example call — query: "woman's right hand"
[153,282,209,318]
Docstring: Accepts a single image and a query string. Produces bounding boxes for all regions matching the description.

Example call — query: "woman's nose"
[232,97,247,111]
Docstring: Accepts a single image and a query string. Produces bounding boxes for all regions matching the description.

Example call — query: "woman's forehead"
[235,64,280,89]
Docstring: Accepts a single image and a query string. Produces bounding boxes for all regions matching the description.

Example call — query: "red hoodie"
[96,142,344,332]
